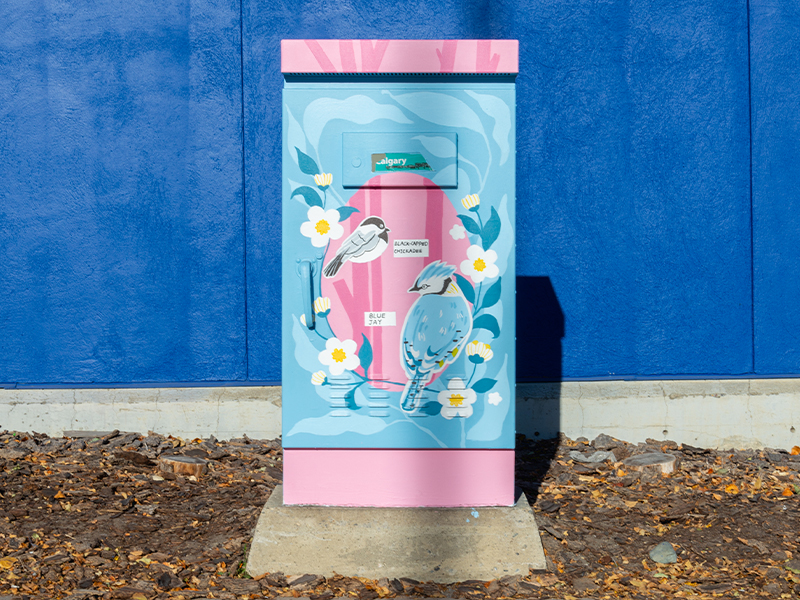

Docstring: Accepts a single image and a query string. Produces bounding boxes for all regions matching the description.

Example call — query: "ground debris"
[0,430,797,599]
[519,432,800,598]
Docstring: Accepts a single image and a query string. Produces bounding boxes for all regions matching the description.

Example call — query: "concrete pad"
[247,485,546,583]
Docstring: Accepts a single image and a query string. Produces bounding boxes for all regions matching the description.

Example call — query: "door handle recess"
[296,259,315,330]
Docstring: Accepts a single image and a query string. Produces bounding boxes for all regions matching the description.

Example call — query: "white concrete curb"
[1,380,797,449]
[0,386,281,441]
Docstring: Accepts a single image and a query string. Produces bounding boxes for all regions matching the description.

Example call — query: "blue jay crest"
[399,261,473,412]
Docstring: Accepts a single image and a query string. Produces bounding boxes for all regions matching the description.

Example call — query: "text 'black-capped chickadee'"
[323,216,391,278]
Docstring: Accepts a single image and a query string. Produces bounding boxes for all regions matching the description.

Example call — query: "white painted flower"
[313,296,331,316]
[460,245,499,283]
[461,194,480,210]
[311,371,327,386]
[314,172,332,190]
[449,223,466,240]
[466,340,494,364]
[300,206,344,247]
[318,337,360,376]
[437,378,477,419]
[300,313,308,326]
[487,392,502,406]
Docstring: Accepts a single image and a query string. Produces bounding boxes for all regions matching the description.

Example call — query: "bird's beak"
[408,283,420,292]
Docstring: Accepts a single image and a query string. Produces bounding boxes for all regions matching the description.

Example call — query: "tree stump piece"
[158,455,208,477]
[623,452,677,475]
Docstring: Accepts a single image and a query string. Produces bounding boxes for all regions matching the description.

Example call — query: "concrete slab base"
[247,485,546,583]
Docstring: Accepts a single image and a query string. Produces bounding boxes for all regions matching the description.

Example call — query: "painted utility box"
[281,40,518,506]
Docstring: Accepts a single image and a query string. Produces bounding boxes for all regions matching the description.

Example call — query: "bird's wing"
[333,228,381,262]
[401,296,471,376]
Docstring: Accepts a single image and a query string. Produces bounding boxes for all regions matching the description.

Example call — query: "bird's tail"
[400,372,429,412]
[323,254,344,278]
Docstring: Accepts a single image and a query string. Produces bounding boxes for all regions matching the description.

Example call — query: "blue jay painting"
[400,261,473,411]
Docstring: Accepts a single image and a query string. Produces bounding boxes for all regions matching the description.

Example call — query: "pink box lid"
[282,39,518,74]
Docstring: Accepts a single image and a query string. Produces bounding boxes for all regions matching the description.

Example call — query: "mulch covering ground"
[0,430,798,599]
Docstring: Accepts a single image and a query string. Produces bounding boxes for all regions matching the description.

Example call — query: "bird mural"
[323,216,390,278]
[399,261,473,412]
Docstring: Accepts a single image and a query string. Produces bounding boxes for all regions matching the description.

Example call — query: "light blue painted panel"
[282,82,515,449]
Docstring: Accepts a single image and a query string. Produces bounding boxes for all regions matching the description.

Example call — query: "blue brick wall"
[0,0,796,384]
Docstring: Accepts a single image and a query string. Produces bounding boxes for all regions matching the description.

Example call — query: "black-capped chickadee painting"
[323,216,391,278]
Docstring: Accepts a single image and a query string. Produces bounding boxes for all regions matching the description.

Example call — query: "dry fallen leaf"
[529,573,560,587]
[0,557,17,569]
[791,446,800,456]
[782,486,794,497]
[725,483,739,494]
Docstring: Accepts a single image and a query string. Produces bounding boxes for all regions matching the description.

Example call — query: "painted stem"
[473,282,483,316]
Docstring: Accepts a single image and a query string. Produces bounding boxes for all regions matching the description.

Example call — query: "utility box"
[281,39,518,506]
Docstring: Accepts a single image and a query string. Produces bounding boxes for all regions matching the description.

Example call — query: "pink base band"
[283,449,515,507]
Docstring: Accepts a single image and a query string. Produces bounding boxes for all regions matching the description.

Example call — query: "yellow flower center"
[331,348,347,363]
[315,219,330,235]
[473,258,486,272]
[448,394,464,407]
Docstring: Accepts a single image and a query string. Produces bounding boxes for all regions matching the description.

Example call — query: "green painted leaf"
[454,273,475,304]
[472,378,497,393]
[458,214,481,235]
[291,186,323,208]
[296,147,320,175]
[481,277,502,309]
[418,402,442,416]
[337,206,360,221]
[473,314,500,338]
[359,334,373,377]
[343,387,360,410]
[481,207,501,250]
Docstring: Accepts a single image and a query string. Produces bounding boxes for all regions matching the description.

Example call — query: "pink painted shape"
[360,39,390,71]
[322,173,471,385]
[436,40,458,72]
[282,39,518,73]
[476,40,501,72]
[303,40,337,73]
[339,40,357,71]
[283,449,515,507]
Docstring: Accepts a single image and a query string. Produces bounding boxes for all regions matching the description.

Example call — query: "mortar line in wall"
[747,0,755,374]
[239,0,249,380]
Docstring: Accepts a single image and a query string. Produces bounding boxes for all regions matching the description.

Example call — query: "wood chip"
[158,455,208,477]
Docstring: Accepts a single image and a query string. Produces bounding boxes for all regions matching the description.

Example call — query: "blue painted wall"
[0,0,246,383]
[751,1,800,375]
[0,0,795,384]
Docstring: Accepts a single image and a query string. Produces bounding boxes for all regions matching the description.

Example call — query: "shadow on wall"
[515,276,563,502]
